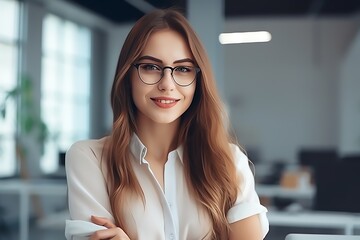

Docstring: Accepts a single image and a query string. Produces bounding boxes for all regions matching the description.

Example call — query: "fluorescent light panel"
[219,31,272,44]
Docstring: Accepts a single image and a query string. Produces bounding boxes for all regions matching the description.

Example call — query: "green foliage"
[0,74,49,155]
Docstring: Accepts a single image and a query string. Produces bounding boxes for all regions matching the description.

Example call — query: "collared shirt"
[65,134,269,240]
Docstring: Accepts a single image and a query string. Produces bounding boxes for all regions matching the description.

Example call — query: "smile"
[151,97,180,108]
[154,99,177,104]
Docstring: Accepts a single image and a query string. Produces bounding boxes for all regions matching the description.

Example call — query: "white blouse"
[65,134,269,240]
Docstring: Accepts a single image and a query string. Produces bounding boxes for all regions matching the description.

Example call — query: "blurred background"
[0,0,359,239]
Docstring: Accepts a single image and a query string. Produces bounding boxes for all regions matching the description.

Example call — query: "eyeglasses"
[133,63,200,87]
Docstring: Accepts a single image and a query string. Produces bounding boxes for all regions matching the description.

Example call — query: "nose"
[158,68,175,91]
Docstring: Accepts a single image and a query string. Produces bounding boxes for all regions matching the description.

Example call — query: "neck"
[136,119,180,164]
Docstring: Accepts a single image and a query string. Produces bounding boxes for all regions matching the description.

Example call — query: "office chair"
[285,233,360,240]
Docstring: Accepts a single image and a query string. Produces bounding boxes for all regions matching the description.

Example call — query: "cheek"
[131,83,141,108]
[130,75,151,111]
[130,71,137,90]
[186,84,198,112]
[186,84,196,102]
[131,70,142,90]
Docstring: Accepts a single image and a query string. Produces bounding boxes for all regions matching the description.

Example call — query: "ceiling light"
[219,31,272,44]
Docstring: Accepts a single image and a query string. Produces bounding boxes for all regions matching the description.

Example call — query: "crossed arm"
[88,214,263,240]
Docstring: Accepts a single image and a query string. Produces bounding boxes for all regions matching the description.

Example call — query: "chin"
[153,118,179,125]
[149,114,181,124]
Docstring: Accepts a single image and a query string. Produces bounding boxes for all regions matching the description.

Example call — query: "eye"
[175,66,193,73]
[140,63,161,72]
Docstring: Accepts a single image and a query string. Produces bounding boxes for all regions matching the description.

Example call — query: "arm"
[226,144,269,240]
[65,139,113,222]
[65,140,132,240]
[229,215,263,240]
[65,139,121,239]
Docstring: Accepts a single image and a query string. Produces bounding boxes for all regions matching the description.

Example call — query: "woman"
[65,9,268,240]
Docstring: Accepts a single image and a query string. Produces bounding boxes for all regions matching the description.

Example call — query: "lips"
[150,97,180,108]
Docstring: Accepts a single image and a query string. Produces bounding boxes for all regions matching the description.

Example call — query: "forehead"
[140,29,193,63]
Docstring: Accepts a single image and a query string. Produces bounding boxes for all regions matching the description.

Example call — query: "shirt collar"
[130,133,184,165]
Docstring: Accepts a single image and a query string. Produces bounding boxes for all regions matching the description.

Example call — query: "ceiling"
[65,0,360,24]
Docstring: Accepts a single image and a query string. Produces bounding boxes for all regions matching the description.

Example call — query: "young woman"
[65,9,269,240]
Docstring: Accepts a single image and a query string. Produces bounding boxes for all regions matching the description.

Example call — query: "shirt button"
[169,233,174,240]
[168,202,172,208]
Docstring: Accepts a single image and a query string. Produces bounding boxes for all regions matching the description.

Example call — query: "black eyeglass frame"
[133,63,201,87]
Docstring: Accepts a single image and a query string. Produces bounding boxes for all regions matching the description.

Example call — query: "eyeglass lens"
[136,63,199,86]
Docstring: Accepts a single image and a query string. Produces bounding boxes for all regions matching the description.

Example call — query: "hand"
[90,215,130,240]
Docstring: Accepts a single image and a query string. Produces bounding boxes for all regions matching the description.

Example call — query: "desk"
[256,184,315,200]
[0,179,67,240]
[257,185,360,235]
[268,210,360,235]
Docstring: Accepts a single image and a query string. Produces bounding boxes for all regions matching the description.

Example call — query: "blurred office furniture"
[43,151,66,179]
[298,148,338,183]
[298,148,338,170]
[0,206,13,240]
[0,179,67,240]
[256,184,314,200]
[341,154,360,163]
[35,151,68,231]
[257,176,352,234]
[256,152,360,236]
[296,149,360,213]
[313,157,360,213]
[268,210,360,235]
[259,161,286,185]
[257,161,314,209]
[285,233,360,240]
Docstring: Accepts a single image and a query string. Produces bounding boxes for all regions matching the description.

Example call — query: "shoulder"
[229,143,255,186]
[66,137,108,165]
[68,137,106,154]
[229,143,249,166]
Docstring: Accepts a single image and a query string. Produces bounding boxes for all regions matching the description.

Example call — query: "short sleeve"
[226,144,269,238]
[65,140,115,239]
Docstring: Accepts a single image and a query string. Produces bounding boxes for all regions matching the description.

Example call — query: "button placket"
[163,151,179,240]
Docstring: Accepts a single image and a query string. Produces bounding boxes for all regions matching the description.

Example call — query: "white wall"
[104,24,133,129]
[223,17,359,162]
[339,28,360,155]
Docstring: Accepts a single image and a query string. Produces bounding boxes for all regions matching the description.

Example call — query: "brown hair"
[104,9,239,239]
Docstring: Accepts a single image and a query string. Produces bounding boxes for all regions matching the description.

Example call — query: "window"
[0,0,20,177]
[41,14,91,173]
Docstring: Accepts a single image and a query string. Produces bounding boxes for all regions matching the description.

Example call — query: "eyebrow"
[137,55,195,64]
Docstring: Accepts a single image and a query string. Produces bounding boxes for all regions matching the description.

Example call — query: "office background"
[0,0,359,239]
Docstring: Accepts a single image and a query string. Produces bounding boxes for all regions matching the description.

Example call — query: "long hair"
[103,9,239,239]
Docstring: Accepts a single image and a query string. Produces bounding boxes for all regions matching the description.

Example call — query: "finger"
[91,215,117,228]
[90,227,130,240]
